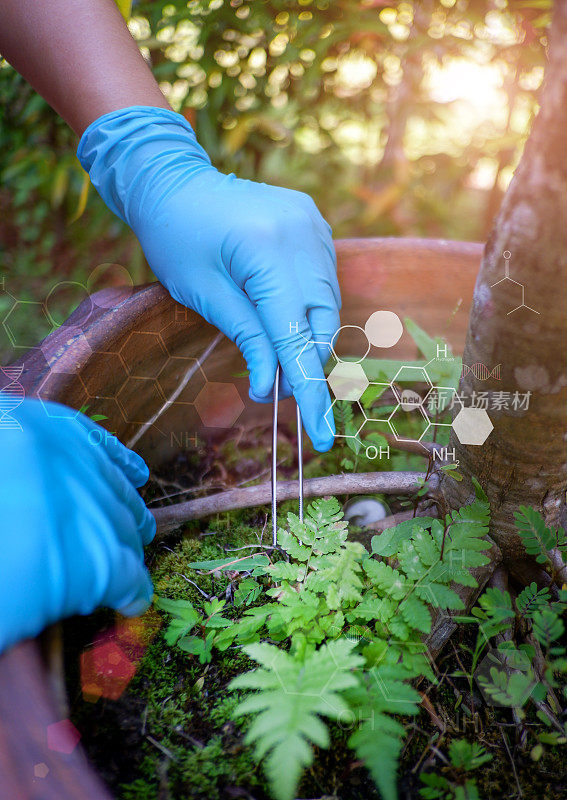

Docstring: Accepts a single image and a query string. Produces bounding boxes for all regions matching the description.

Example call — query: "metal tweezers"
[272,365,304,546]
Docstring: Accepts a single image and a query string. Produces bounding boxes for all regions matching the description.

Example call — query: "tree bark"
[442,3,567,562]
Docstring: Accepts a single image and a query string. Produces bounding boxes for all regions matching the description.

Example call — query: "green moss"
[74,443,566,800]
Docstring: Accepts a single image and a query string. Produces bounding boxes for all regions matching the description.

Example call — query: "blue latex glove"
[0,399,155,654]
[78,106,340,451]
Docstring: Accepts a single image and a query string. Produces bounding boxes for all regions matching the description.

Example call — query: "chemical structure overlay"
[295,311,495,456]
[491,250,539,315]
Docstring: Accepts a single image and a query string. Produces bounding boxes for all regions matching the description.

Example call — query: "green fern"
[516,582,551,617]
[477,662,535,707]
[230,640,363,800]
[157,494,494,800]
[419,738,491,800]
[532,608,565,649]
[514,506,563,566]
[347,677,420,800]
[333,399,355,436]
[447,739,492,771]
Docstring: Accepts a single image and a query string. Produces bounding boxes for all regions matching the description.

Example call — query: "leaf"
[419,772,451,798]
[471,476,489,503]
[69,171,90,223]
[448,739,492,770]
[532,609,565,648]
[415,583,464,610]
[364,560,409,601]
[516,582,551,617]
[231,605,276,644]
[347,678,420,800]
[234,578,262,607]
[178,630,215,664]
[354,593,391,622]
[277,527,311,561]
[441,464,463,481]
[398,540,431,580]
[154,596,200,644]
[371,518,435,557]
[267,561,307,582]
[478,587,514,621]
[404,317,448,361]
[478,666,534,707]
[186,554,270,573]
[412,529,441,566]
[114,0,132,21]
[230,640,363,800]
[449,498,490,531]
[333,400,354,434]
[514,506,556,562]
[350,715,407,800]
[399,594,431,634]
[305,542,364,609]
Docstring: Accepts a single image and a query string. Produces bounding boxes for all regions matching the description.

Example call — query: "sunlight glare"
[426,58,507,115]
[335,52,378,93]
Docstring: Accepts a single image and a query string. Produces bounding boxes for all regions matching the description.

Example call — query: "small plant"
[157,494,492,800]
[458,507,566,726]
[419,739,492,800]
[78,404,109,423]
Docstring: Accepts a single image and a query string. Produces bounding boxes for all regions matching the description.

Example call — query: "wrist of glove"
[0,400,155,654]
[78,106,340,452]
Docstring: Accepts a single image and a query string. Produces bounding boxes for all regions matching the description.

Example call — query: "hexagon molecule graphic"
[452,407,493,445]
[34,763,50,780]
[194,382,244,428]
[328,362,369,401]
[364,310,403,348]
[3,299,54,349]
[80,639,137,701]
[47,719,81,754]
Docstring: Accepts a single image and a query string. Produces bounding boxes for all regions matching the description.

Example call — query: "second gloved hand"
[78,106,340,451]
[0,400,155,654]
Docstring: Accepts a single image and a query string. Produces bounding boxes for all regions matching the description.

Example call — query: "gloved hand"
[0,399,155,654]
[78,106,340,451]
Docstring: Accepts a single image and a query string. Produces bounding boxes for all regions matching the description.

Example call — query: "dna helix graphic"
[461,363,502,381]
[0,365,25,430]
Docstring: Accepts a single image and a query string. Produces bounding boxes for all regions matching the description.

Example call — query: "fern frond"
[514,506,556,563]
[230,640,363,800]
[412,528,441,566]
[267,561,307,582]
[399,594,431,634]
[346,677,420,800]
[371,518,435,558]
[477,666,535,707]
[414,582,464,610]
[448,498,490,531]
[276,527,311,561]
[305,542,365,608]
[350,715,407,800]
[478,587,514,622]
[397,539,431,581]
[333,399,354,434]
[448,739,492,770]
[532,609,565,649]
[364,560,409,601]
[516,582,551,618]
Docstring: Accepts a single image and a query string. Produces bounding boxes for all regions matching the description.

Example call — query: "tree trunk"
[442,2,567,564]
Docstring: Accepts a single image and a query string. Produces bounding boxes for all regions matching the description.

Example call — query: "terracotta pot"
[0,238,482,799]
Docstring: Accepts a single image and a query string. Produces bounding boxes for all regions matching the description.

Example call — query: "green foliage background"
[0,0,550,357]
